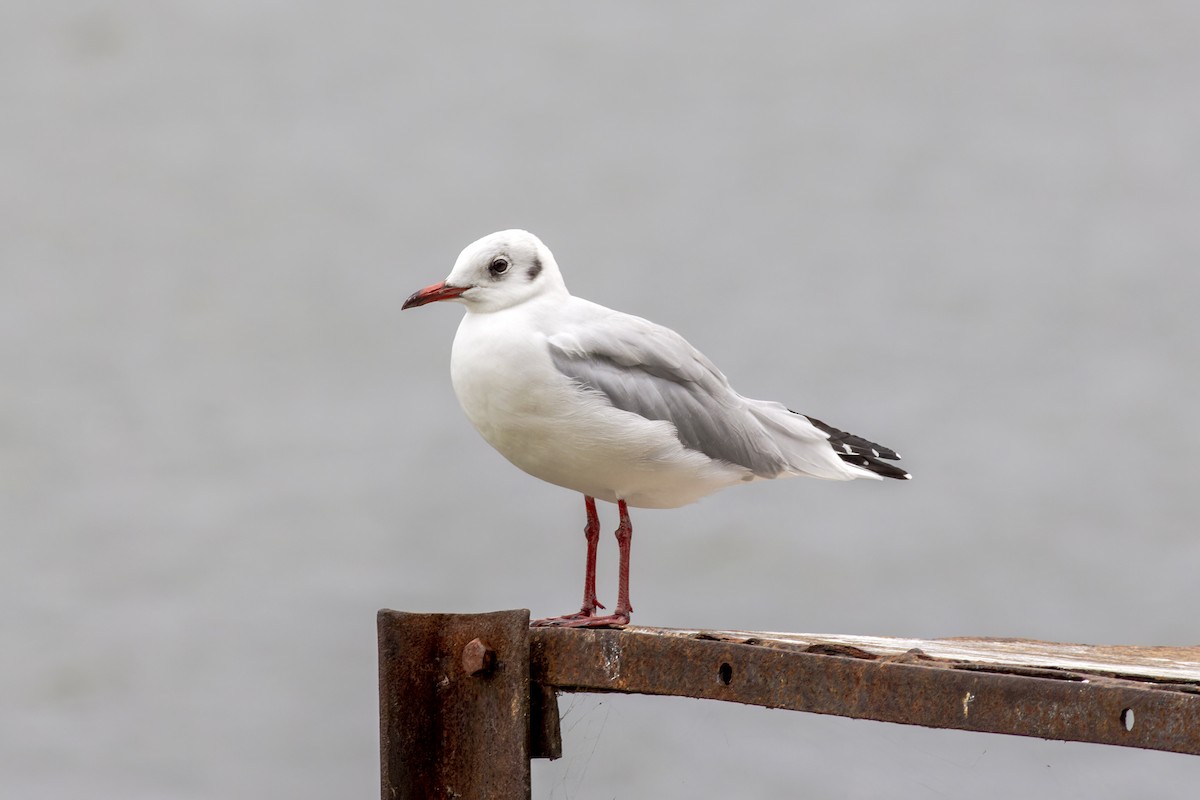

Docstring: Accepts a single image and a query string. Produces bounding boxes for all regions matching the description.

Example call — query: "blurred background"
[3,2,1199,797]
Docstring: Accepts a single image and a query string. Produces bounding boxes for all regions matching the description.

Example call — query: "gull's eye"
[489,257,510,276]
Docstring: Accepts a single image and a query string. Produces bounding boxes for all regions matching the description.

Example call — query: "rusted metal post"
[377,609,534,800]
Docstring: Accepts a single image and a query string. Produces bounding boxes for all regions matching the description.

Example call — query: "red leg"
[612,499,633,620]
[580,496,605,614]
[531,496,607,627]
[534,499,632,629]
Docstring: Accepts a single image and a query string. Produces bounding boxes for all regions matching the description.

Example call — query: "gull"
[403,230,909,627]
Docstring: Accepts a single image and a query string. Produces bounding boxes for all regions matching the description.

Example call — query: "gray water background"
[4,2,1200,797]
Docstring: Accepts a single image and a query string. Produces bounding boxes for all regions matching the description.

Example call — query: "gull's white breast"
[448,301,752,508]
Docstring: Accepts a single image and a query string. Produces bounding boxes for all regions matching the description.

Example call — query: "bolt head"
[462,637,496,676]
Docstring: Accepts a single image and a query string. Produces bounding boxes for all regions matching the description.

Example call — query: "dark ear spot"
[527,255,543,281]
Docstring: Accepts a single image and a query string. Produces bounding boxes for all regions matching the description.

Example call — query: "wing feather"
[547,315,790,477]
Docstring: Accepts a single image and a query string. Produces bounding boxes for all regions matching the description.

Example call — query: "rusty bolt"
[462,637,496,677]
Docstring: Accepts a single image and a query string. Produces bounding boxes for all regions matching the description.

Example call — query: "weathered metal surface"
[380,612,1199,796]
[529,626,1200,756]
[529,681,564,761]
[378,609,533,800]
[683,630,1200,683]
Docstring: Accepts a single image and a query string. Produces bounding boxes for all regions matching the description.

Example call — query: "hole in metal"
[718,662,733,685]
[1120,708,1135,732]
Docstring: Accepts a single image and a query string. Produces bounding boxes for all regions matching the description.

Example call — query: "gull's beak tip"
[403,281,467,310]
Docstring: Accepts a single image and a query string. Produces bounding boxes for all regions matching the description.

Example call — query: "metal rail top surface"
[595,626,1200,682]
[528,623,1200,756]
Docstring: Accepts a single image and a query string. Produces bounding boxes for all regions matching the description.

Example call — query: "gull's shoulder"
[545,295,729,386]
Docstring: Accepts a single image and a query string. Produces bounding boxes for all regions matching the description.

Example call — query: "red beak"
[402,281,468,310]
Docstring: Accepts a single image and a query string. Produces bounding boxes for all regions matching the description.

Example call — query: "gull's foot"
[531,610,592,627]
[531,611,630,629]
[531,599,603,627]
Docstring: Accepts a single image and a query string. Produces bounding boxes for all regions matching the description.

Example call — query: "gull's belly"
[449,320,748,507]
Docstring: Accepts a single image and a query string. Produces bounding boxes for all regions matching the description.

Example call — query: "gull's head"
[402,230,567,314]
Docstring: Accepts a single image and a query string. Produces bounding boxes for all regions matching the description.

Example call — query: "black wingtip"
[853,456,911,480]
[801,414,910,480]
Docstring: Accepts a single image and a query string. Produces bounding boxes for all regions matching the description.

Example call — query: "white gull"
[403,229,909,627]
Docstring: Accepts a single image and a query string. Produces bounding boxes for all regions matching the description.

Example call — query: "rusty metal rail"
[379,609,1200,799]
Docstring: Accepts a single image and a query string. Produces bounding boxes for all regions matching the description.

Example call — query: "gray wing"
[547,313,793,477]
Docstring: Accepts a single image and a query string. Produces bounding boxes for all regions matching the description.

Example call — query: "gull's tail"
[802,415,911,480]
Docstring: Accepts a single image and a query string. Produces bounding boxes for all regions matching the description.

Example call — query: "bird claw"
[531,610,629,628]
